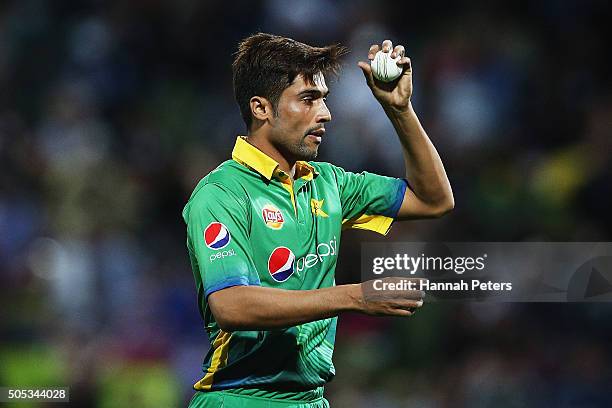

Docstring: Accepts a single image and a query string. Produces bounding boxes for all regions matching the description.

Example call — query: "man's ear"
[249,96,274,123]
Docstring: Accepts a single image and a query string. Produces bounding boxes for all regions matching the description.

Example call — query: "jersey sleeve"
[328,164,407,235]
[183,183,261,298]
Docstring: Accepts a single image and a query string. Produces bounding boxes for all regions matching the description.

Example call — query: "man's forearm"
[208,284,362,331]
[384,102,453,208]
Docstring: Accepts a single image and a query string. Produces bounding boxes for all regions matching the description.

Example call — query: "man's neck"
[246,134,296,177]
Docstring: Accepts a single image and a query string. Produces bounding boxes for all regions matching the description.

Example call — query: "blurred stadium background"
[1,0,611,406]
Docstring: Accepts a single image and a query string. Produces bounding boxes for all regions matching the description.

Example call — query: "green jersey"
[182,136,406,399]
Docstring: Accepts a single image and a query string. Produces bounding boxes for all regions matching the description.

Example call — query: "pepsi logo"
[262,204,284,230]
[204,222,231,250]
[268,246,295,282]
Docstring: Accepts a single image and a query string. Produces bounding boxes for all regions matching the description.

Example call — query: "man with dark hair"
[183,33,453,407]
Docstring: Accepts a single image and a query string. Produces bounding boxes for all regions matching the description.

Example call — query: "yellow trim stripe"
[342,214,394,236]
[277,172,297,215]
[194,330,232,390]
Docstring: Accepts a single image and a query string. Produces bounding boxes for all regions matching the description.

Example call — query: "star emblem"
[311,199,328,218]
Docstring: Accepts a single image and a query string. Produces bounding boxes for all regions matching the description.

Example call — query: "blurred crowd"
[1,1,611,406]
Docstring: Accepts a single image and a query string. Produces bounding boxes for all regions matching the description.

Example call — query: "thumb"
[357,61,375,88]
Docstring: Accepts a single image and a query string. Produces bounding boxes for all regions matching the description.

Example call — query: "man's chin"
[294,144,318,161]
[302,147,318,161]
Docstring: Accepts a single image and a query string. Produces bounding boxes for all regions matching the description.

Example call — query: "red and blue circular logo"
[268,247,295,282]
[204,222,231,250]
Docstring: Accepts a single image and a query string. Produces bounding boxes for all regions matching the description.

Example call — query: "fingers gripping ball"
[371,50,403,82]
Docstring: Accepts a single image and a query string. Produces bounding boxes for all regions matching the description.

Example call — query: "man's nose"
[317,101,331,123]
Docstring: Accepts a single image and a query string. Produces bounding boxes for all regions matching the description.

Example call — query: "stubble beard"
[278,135,318,162]
[292,136,318,160]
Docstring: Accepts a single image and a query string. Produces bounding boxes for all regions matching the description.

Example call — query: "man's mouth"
[306,128,325,143]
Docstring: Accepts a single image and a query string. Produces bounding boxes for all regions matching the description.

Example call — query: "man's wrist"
[341,283,364,313]
[382,100,414,117]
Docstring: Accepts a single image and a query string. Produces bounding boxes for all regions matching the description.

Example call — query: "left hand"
[357,39,413,112]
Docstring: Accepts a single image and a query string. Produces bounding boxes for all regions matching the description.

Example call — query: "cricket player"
[183,33,453,407]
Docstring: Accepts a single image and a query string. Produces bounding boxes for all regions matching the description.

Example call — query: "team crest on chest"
[262,204,285,230]
[311,199,328,218]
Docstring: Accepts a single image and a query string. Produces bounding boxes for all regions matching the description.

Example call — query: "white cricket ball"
[370,50,403,82]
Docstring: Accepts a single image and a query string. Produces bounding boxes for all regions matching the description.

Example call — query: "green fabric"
[188,390,330,408]
[182,142,406,398]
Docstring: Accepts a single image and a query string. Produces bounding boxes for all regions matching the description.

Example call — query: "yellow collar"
[231,136,317,181]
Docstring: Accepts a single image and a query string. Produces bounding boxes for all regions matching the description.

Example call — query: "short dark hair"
[232,33,348,129]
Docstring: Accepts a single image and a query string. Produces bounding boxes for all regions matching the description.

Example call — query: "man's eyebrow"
[298,88,330,97]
